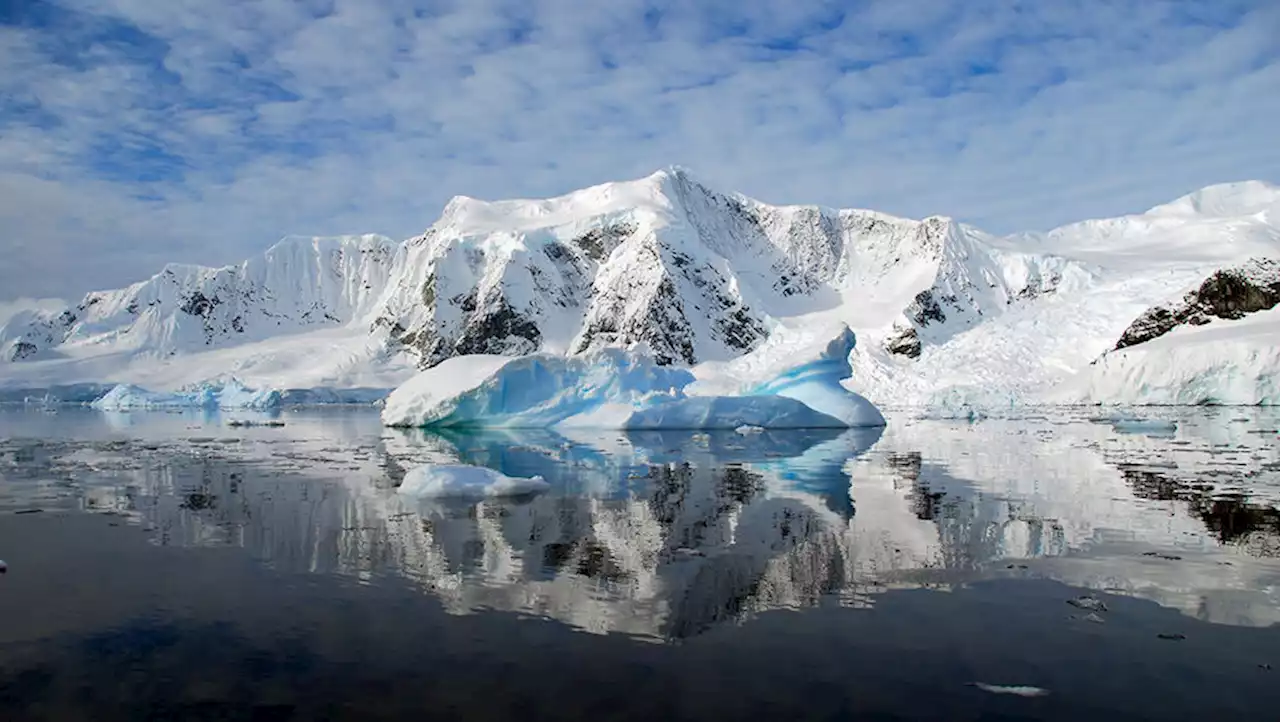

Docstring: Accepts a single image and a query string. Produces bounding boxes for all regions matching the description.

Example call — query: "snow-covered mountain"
[2,169,1278,406]
[2,234,396,359]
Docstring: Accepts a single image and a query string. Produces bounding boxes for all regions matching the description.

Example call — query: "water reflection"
[2,407,1279,637]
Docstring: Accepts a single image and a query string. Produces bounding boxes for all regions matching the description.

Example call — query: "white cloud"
[1,0,1278,299]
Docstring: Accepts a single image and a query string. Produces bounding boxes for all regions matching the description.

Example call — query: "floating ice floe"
[397,464,550,499]
[1104,415,1179,436]
[971,683,1050,698]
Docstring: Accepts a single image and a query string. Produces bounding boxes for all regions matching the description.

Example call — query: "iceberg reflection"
[12,407,1278,638]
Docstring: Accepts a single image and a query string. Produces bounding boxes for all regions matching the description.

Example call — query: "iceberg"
[90,378,282,411]
[743,326,885,428]
[397,464,550,499]
[381,348,693,428]
[382,326,887,430]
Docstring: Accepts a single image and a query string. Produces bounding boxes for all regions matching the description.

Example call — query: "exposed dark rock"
[1016,272,1062,302]
[714,306,767,353]
[179,291,218,318]
[884,325,922,358]
[421,275,436,307]
[569,222,636,262]
[10,341,38,361]
[907,290,946,326]
[1115,258,1280,350]
[453,298,543,358]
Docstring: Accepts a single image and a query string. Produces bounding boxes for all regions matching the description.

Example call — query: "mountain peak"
[436,168,708,235]
[1146,180,1280,218]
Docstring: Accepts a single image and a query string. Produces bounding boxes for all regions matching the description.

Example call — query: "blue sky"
[1,0,1278,300]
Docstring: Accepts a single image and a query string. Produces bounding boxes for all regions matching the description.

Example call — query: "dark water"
[1,407,1279,721]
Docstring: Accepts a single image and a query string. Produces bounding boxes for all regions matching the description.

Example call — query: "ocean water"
[1,406,1278,720]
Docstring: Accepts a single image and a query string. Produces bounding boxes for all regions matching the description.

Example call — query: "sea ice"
[397,464,550,499]
[90,378,282,411]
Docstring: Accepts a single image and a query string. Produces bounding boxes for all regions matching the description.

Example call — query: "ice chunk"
[1102,415,1178,436]
[397,464,549,499]
[382,348,693,428]
[90,378,282,411]
[971,683,1049,698]
[744,326,885,428]
[623,395,846,430]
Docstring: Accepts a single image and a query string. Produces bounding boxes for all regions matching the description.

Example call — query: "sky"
[2,0,1278,301]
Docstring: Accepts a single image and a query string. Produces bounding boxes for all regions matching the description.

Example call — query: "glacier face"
[2,169,1279,406]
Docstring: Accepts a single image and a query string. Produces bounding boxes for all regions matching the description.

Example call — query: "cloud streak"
[1,0,1278,298]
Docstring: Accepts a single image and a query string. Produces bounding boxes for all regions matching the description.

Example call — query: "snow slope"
[2,171,1279,406]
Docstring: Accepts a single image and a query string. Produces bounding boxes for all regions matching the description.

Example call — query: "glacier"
[1051,308,1280,406]
[90,379,283,411]
[3,169,1280,408]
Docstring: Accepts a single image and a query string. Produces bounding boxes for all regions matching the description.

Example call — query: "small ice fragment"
[1108,416,1178,436]
[1066,596,1107,612]
[735,425,765,435]
[971,683,1049,697]
[1083,612,1105,624]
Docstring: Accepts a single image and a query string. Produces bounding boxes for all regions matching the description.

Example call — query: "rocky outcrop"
[883,325,922,358]
[1115,258,1280,350]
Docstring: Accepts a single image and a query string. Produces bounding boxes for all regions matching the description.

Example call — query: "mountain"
[2,234,395,359]
[2,169,1278,406]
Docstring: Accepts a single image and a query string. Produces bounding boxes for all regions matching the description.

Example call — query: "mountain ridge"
[2,168,1278,407]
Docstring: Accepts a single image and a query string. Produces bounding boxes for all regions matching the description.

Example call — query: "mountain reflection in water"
[1,407,1278,639]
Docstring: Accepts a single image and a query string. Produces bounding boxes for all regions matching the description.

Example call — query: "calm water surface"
[1,406,1279,721]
